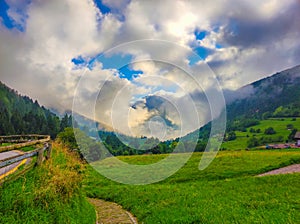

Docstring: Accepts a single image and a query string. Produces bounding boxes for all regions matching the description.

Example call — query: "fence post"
[36,148,44,166]
[46,143,52,160]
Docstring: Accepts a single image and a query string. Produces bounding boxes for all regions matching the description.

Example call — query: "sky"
[0,0,300,140]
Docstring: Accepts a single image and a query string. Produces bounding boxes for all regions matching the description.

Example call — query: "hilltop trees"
[60,114,73,132]
[0,101,13,135]
[0,81,73,138]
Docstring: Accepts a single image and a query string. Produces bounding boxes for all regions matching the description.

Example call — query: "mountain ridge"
[226,64,300,120]
[0,81,71,138]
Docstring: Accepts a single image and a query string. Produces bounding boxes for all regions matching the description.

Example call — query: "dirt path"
[258,164,300,176]
[88,198,138,224]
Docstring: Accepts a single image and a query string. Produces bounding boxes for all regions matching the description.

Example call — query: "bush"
[247,137,259,148]
[264,127,276,135]
[287,124,294,130]
[227,131,237,141]
[56,127,78,149]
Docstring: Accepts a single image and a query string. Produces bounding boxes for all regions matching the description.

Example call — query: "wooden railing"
[0,143,52,169]
[0,135,51,182]
[0,135,50,153]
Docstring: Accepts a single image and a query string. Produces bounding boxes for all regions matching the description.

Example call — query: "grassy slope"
[222,118,300,150]
[0,143,95,224]
[84,150,300,224]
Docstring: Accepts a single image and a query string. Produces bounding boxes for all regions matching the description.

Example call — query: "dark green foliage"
[0,82,73,138]
[272,104,300,117]
[98,131,178,156]
[227,131,237,141]
[60,114,73,132]
[264,127,276,135]
[0,101,14,134]
[286,124,294,130]
[247,137,260,148]
[57,127,78,149]
[288,128,298,142]
[58,127,108,162]
[195,140,207,152]
[247,134,285,148]
[227,67,300,121]
[228,118,260,132]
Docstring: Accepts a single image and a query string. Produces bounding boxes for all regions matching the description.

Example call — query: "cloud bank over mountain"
[0,0,300,139]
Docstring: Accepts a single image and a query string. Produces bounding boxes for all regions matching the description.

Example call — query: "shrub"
[264,127,276,135]
[287,124,294,130]
[247,137,259,148]
[227,131,237,141]
[56,127,78,149]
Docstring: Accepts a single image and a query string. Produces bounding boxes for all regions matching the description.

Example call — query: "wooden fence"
[0,143,51,169]
[0,135,50,153]
[0,135,51,182]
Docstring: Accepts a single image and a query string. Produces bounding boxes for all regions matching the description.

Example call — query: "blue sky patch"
[194,29,207,40]
[97,53,132,70]
[72,56,86,66]
[193,46,212,60]
[0,1,15,29]
[0,0,28,31]
[119,64,143,80]
[215,43,223,49]
[89,53,143,81]
[187,54,201,66]
[93,0,111,14]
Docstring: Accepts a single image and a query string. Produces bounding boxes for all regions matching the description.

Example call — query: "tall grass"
[0,142,95,224]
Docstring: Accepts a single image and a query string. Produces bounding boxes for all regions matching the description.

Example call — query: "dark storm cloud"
[222,3,300,48]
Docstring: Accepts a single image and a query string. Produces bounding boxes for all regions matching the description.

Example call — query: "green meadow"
[222,118,300,150]
[85,150,300,223]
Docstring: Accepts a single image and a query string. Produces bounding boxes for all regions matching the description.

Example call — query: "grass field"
[84,150,300,223]
[222,118,300,150]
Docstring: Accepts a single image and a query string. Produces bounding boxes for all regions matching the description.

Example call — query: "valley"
[1,1,300,223]
[1,60,300,224]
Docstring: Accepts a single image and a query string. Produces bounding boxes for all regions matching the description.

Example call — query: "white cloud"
[0,0,300,139]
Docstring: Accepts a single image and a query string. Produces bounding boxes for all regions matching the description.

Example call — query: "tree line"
[0,81,73,138]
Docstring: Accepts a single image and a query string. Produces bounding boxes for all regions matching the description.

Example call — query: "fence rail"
[0,143,51,169]
[0,135,51,182]
[0,135,50,153]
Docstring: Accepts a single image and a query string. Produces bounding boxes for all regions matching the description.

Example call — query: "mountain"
[226,65,300,120]
[0,81,71,138]
[182,65,300,143]
[73,64,300,154]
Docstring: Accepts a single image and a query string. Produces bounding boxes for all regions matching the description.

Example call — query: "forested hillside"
[183,65,300,148]
[227,65,300,121]
[0,82,72,138]
[82,65,300,155]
